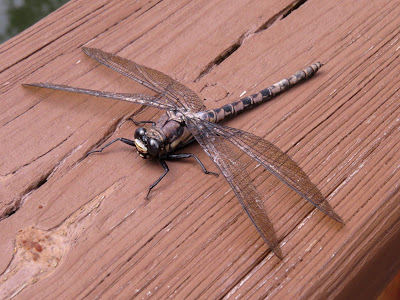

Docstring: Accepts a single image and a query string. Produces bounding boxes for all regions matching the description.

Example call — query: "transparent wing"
[186,118,283,259]
[82,47,205,112]
[24,83,177,111]
[198,120,344,224]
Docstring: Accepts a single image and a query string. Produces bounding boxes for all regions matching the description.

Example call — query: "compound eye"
[134,127,146,140]
[148,138,160,156]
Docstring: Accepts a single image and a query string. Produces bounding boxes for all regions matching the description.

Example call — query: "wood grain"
[0,0,399,299]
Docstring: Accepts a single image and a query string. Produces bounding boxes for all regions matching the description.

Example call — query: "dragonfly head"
[134,127,162,159]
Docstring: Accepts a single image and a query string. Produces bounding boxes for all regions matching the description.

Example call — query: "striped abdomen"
[197,62,322,123]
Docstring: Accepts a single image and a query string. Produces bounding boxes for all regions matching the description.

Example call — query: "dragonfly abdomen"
[201,62,322,123]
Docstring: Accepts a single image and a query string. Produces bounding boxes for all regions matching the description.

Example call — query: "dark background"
[0,0,68,43]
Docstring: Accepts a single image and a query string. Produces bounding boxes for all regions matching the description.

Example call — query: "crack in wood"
[255,0,307,33]
[1,111,127,221]
[85,115,128,155]
[195,33,247,82]
[281,0,308,20]
[0,133,73,220]
[195,0,311,82]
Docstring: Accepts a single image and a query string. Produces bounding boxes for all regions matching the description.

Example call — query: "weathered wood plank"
[0,0,399,299]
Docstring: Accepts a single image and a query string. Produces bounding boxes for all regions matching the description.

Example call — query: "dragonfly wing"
[205,121,344,224]
[82,47,205,112]
[24,83,176,110]
[186,118,283,259]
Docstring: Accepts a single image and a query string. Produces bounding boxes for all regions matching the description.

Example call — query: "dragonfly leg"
[128,106,155,126]
[146,160,169,199]
[128,116,155,126]
[167,153,219,176]
[87,138,136,156]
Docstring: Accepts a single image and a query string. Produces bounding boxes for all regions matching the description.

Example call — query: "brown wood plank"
[0,0,399,299]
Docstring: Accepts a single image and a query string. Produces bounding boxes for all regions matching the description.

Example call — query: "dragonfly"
[25,47,344,259]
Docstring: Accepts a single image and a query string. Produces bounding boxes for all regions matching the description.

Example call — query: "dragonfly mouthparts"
[134,138,149,158]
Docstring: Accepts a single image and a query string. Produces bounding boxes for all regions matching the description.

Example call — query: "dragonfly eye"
[134,127,147,140]
[148,138,160,156]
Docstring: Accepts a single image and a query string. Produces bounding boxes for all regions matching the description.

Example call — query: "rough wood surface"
[0,0,399,299]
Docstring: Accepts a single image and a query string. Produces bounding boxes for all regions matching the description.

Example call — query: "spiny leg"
[128,105,155,126]
[87,138,136,156]
[128,117,155,126]
[167,153,218,176]
[146,160,169,199]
